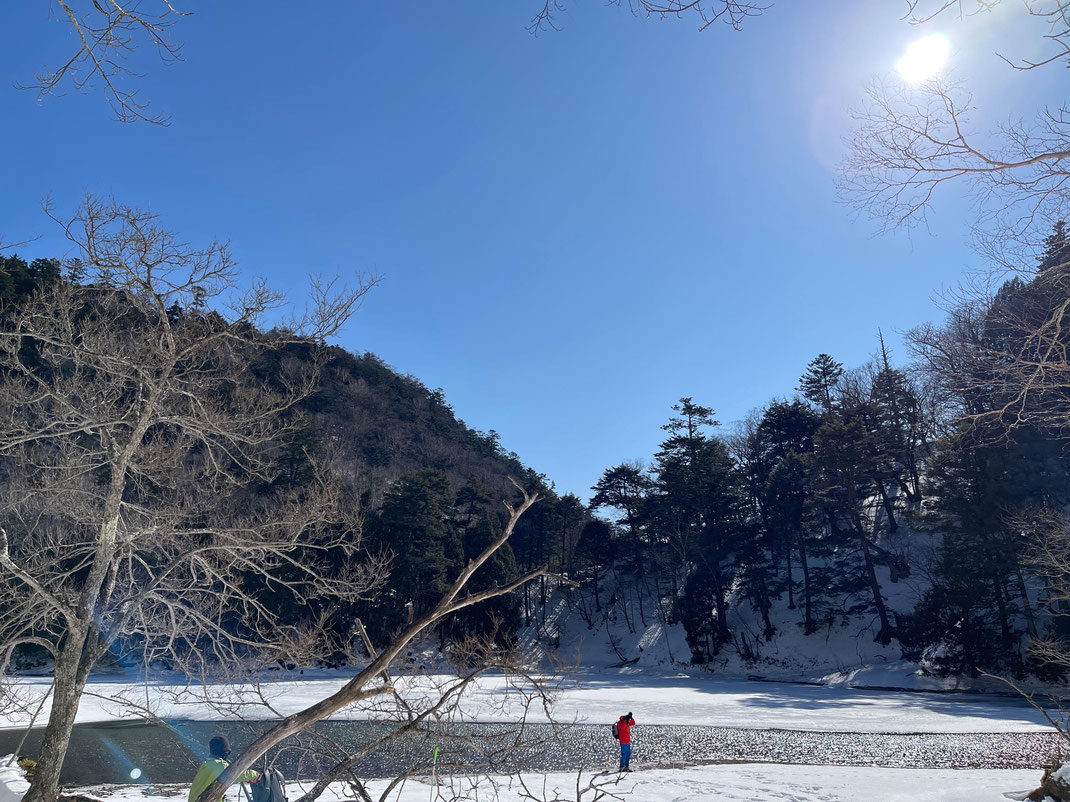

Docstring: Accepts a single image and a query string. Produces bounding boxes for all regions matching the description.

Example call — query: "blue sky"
[0,2,1049,500]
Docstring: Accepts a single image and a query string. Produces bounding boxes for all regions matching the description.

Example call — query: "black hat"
[209,735,231,759]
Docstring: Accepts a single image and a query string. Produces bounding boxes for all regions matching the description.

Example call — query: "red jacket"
[616,716,634,744]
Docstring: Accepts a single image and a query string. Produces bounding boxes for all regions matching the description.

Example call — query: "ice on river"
[0,671,1053,734]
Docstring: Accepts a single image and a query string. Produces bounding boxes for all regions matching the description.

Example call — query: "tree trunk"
[710,560,730,645]
[903,452,922,504]
[757,577,775,640]
[993,576,1013,651]
[620,592,635,635]
[796,541,814,635]
[22,626,92,802]
[857,529,892,645]
[874,478,898,533]
[593,563,601,612]
[785,544,796,610]
[1015,564,1039,640]
[637,581,647,628]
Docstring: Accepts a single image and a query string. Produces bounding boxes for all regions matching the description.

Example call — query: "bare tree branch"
[199,482,543,802]
[0,195,378,802]
[22,1,188,124]
[903,1,1070,72]
[529,0,768,34]
[842,76,1070,254]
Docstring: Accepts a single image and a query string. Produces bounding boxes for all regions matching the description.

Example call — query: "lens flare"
[896,35,951,83]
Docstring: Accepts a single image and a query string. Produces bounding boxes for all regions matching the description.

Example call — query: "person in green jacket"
[188,736,261,802]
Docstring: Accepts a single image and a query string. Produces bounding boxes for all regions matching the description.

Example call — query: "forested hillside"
[5,222,1070,686]
[0,251,590,668]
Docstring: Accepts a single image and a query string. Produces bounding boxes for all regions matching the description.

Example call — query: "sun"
[896,34,951,83]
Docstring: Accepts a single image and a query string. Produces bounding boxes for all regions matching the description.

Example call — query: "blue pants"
[619,743,631,769]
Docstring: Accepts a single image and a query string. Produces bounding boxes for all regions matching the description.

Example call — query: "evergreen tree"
[753,400,821,474]
[749,401,821,627]
[916,426,1067,676]
[811,412,894,644]
[764,451,820,634]
[798,354,844,413]
[870,337,927,504]
[574,518,615,614]
[653,398,742,657]
[591,464,652,578]
[449,488,521,645]
[1038,220,1070,274]
[0,254,61,306]
[552,493,588,583]
[364,470,461,643]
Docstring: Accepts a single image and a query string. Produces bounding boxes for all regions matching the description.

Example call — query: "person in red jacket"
[616,712,635,771]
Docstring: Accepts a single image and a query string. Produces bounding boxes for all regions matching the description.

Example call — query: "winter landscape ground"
[0,666,1060,802]
[0,547,1064,801]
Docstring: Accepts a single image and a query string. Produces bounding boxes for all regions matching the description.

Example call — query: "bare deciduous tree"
[1018,508,1070,683]
[0,236,35,254]
[528,0,767,33]
[199,480,550,802]
[843,76,1070,251]
[26,1,186,124]
[907,258,1070,440]
[0,195,377,802]
[285,641,582,802]
[842,2,1070,258]
[20,0,770,123]
[904,1,1070,72]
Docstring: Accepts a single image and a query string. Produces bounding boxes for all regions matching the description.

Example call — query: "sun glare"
[896,34,950,83]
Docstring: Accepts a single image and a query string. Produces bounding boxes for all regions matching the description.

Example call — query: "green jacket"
[188,758,260,802]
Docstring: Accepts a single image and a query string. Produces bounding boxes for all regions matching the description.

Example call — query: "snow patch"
[69,765,1044,802]
[0,757,29,802]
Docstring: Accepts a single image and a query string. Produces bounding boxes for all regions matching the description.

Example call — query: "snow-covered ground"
[0,761,28,802]
[59,765,1043,802]
[336,765,1042,802]
[0,670,1056,801]
[0,670,1054,734]
[536,554,1003,692]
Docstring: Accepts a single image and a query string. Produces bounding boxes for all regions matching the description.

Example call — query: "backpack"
[249,768,288,802]
[611,722,620,740]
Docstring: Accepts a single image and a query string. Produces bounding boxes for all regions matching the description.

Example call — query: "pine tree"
[450,503,521,645]
[764,451,820,634]
[591,464,652,578]
[811,413,894,645]
[916,425,1066,676]
[870,334,926,504]
[653,398,741,656]
[574,518,615,614]
[748,401,821,624]
[1038,220,1070,274]
[798,354,844,413]
[364,470,461,643]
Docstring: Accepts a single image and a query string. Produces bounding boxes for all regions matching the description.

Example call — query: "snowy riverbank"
[30,765,1045,802]
[0,671,1059,800]
[0,671,1055,734]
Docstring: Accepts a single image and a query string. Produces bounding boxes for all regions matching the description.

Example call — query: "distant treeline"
[576,224,1070,681]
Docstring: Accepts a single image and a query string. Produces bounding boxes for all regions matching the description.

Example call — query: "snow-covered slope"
[516,519,1027,692]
